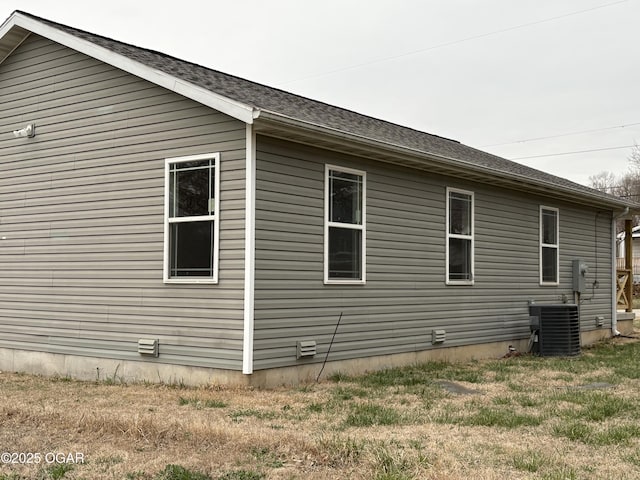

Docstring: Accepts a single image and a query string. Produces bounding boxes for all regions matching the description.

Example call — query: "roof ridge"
[5,10,638,210]
[14,10,461,145]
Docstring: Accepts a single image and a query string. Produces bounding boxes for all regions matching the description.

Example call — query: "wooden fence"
[617,257,640,278]
[617,269,632,311]
[616,257,639,311]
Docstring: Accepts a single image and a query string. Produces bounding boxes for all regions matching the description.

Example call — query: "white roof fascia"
[0,11,14,32]
[2,13,259,124]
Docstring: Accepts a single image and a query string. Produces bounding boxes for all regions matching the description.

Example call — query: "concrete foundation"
[250,338,532,387]
[0,349,251,387]
[616,311,636,335]
[0,329,617,388]
[580,328,612,346]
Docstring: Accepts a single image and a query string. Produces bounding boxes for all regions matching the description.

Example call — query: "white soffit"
[0,23,29,64]
[0,12,258,124]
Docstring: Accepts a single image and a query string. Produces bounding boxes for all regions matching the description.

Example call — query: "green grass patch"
[625,451,640,467]
[349,361,484,390]
[178,396,227,409]
[514,394,541,407]
[47,463,74,480]
[317,435,365,466]
[540,358,590,375]
[552,373,575,382]
[492,396,512,406]
[582,395,633,422]
[217,471,265,480]
[545,341,640,379]
[307,402,323,413]
[343,403,404,427]
[549,390,636,422]
[155,464,211,480]
[591,424,640,446]
[371,443,413,480]
[511,450,547,473]
[229,408,277,422]
[328,371,350,382]
[458,407,544,428]
[550,421,640,446]
[125,472,148,480]
[552,421,593,443]
[483,359,525,382]
[332,385,369,400]
[250,447,284,468]
[539,467,579,480]
[506,382,527,392]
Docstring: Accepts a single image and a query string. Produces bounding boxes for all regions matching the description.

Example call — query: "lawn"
[2,337,640,480]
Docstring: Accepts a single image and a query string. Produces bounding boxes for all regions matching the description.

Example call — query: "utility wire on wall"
[316,312,344,383]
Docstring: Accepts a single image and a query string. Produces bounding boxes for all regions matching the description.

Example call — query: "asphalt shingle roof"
[13,11,637,209]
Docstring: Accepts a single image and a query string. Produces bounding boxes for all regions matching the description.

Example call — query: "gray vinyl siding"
[0,35,246,370]
[253,137,613,370]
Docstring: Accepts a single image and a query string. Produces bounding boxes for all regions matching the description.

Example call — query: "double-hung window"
[540,206,559,285]
[164,153,220,283]
[446,188,474,284]
[325,165,366,284]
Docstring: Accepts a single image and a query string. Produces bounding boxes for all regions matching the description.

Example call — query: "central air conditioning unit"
[529,304,580,357]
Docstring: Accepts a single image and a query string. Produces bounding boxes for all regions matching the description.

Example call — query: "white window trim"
[540,205,560,286]
[163,152,220,284]
[446,187,474,285]
[324,164,367,285]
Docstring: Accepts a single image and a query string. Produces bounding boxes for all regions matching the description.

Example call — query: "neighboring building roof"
[1,10,639,212]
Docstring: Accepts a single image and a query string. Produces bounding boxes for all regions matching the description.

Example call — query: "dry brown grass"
[2,337,640,479]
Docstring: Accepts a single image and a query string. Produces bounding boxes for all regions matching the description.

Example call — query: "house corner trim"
[242,124,257,374]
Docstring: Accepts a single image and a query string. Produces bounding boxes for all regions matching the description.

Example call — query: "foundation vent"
[138,338,159,357]
[432,329,446,344]
[296,340,317,358]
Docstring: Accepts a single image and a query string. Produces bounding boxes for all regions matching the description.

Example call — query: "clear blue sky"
[2,0,638,186]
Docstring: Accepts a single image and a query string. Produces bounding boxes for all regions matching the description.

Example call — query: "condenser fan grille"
[530,305,580,356]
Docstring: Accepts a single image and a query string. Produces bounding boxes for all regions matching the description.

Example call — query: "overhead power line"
[481,121,640,148]
[510,144,636,160]
[598,185,640,192]
[279,0,627,86]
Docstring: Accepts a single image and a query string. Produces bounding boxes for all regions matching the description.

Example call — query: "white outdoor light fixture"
[13,123,35,138]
